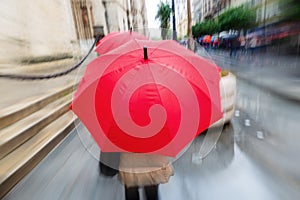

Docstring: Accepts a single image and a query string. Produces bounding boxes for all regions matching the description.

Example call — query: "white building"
[192,0,227,24]
[230,0,250,7]
[192,0,203,23]
[103,0,130,33]
[255,0,281,25]
[176,0,189,38]
[130,0,148,34]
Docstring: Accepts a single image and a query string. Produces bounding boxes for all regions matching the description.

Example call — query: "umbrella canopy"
[219,31,228,38]
[221,34,237,39]
[95,31,149,54]
[95,31,119,46]
[71,39,222,157]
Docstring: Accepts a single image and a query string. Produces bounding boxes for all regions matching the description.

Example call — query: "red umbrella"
[95,31,119,46]
[95,31,149,54]
[71,39,222,157]
[203,35,212,43]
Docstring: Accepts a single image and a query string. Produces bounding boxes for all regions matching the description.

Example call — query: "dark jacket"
[231,37,240,48]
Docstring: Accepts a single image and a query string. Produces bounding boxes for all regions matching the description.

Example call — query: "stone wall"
[92,0,108,35]
[0,0,77,66]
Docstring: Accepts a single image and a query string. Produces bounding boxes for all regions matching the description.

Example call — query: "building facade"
[191,0,230,23]
[130,0,148,34]
[102,0,129,33]
[192,0,202,23]
[192,0,281,26]
[0,0,77,66]
[176,0,188,38]
[0,0,148,66]
[255,0,281,25]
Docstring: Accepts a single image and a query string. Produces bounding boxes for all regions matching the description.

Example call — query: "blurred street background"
[0,0,300,200]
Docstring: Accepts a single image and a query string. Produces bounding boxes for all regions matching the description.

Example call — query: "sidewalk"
[197,47,300,102]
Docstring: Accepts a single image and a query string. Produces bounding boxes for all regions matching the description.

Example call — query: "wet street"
[4,49,300,200]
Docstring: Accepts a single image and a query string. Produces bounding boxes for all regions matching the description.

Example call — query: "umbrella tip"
[130,27,132,33]
[143,46,148,60]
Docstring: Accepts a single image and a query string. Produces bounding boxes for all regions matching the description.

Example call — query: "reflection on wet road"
[234,79,300,200]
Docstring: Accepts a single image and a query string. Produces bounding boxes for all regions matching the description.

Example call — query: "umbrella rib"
[151,47,219,83]
[104,62,168,152]
[104,60,146,146]
[131,38,144,49]
[147,47,219,110]
[93,56,143,149]
[98,48,143,77]
[148,41,169,58]
[146,63,176,148]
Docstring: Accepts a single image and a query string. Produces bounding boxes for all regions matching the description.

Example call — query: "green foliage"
[217,5,256,31]
[221,70,229,77]
[155,1,172,39]
[192,5,255,37]
[279,0,300,22]
[192,20,220,37]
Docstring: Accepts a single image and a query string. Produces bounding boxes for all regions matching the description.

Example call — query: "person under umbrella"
[118,152,174,200]
[230,37,240,57]
[70,39,223,199]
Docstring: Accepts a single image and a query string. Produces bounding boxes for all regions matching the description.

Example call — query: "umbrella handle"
[144,46,148,60]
